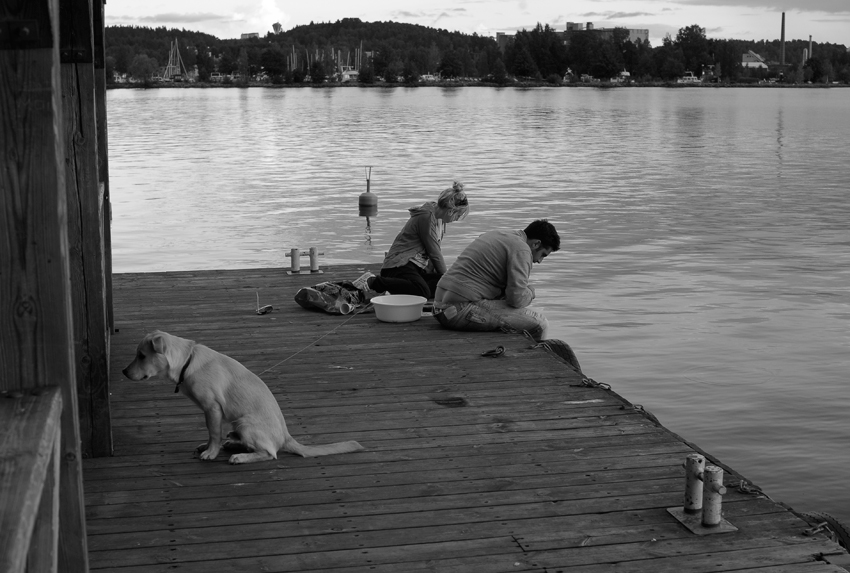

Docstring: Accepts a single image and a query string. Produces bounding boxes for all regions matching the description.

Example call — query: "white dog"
[122,330,364,464]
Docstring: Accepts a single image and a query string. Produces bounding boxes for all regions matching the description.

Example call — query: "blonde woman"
[368,182,469,300]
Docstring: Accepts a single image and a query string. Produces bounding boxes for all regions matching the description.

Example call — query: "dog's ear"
[150,333,167,355]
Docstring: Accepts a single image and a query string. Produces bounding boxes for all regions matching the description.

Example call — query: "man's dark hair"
[524,219,560,251]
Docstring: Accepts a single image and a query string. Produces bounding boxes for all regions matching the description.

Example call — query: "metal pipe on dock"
[702,465,728,527]
[286,247,325,274]
[684,453,706,514]
[309,247,321,273]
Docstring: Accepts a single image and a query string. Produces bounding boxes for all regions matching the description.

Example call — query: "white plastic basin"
[371,295,427,323]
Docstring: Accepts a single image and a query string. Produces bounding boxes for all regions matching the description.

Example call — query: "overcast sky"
[106,0,849,47]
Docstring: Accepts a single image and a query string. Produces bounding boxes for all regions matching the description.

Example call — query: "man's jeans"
[434,299,549,342]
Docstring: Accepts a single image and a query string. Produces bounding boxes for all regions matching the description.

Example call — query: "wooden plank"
[60,0,112,458]
[26,423,61,572]
[83,455,690,513]
[86,504,791,557]
[517,541,839,573]
[83,450,687,504]
[0,387,63,573]
[86,524,837,573]
[81,430,677,480]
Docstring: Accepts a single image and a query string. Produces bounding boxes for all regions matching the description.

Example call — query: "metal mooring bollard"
[287,248,301,273]
[683,453,706,514]
[308,246,321,273]
[286,248,325,274]
[701,465,728,527]
[667,454,737,535]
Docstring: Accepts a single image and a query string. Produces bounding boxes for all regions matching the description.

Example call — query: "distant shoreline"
[107,80,847,90]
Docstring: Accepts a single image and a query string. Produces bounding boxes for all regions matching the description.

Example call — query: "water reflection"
[363,219,372,246]
[776,107,784,174]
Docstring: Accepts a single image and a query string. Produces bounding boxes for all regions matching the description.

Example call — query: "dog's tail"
[284,439,364,458]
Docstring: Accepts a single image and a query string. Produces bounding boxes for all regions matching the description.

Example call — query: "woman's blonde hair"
[437,181,469,221]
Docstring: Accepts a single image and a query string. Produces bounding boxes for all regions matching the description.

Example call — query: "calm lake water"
[108,86,850,522]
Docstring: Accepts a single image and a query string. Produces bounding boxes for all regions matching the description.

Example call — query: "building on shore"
[240,32,259,40]
[564,22,649,45]
[496,32,512,52]
[742,50,768,68]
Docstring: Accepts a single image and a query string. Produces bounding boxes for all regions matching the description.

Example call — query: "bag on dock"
[294,280,372,315]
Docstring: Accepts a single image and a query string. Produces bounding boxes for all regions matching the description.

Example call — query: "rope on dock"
[732,478,767,497]
[577,375,665,428]
[580,377,611,391]
[800,511,850,550]
[256,303,373,377]
[629,403,662,426]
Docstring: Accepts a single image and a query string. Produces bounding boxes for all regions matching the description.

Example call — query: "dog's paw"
[229,453,250,464]
[199,448,220,460]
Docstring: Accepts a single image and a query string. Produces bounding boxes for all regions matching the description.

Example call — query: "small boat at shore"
[678,71,702,84]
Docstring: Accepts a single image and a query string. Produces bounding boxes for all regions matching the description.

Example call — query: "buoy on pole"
[359,166,377,240]
[359,166,378,217]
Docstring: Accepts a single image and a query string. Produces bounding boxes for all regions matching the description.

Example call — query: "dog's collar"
[174,352,193,394]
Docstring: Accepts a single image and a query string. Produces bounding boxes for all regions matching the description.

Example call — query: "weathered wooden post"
[60,0,112,458]
[92,0,113,333]
[0,0,90,569]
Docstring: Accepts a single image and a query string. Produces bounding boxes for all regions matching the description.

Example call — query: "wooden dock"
[83,265,849,572]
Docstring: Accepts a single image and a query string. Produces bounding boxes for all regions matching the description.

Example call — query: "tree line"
[106,19,850,85]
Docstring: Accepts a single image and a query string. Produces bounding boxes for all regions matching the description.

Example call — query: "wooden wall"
[1,0,111,569]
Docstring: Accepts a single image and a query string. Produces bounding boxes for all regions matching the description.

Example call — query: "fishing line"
[256,303,373,377]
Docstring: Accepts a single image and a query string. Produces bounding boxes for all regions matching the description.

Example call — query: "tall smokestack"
[780,13,786,65]
[809,35,813,59]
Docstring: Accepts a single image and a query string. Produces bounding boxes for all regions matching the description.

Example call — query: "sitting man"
[433,219,559,342]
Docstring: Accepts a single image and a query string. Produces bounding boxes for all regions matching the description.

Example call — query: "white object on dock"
[667,454,738,535]
[286,247,325,274]
[371,295,427,323]
[701,465,728,527]
[683,453,705,515]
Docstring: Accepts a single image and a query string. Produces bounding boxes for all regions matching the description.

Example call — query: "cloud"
[811,15,850,22]
[607,12,656,18]
[392,8,466,22]
[249,0,288,30]
[667,0,850,13]
[129,12,233,25]
[394,11,429,18]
